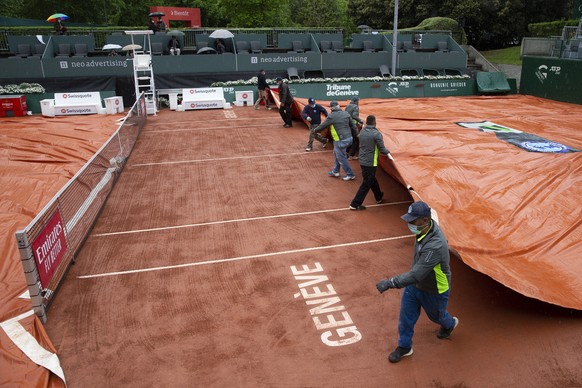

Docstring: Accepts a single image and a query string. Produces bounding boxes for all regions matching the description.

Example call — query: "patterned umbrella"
[47,13,69,22]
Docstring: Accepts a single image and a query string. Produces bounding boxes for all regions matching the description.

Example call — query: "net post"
[15,230,47,323]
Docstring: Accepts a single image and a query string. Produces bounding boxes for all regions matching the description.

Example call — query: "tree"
[290,0,342,27]
[348,0,392,30]
[216,0,291,27]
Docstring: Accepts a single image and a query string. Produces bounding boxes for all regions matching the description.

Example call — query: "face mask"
[408,222,429,235]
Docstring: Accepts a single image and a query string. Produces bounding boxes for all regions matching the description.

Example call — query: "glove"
[307,117,312,121]
[376,278,397,294]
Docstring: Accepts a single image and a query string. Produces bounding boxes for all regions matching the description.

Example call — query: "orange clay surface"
[46,106,582,387]
[2,99,581,387]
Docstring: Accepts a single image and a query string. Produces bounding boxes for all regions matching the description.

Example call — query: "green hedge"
[528,19,579,37]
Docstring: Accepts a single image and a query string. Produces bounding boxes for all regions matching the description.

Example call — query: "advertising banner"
[31,209,68,288]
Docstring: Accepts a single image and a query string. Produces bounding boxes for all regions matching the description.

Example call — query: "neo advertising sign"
[32,209,68,288]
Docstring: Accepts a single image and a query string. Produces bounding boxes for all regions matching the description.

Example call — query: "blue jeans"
[397,285,455,349]
[332,137,354,177]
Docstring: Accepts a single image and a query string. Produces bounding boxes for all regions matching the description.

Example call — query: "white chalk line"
[77,234,413,279]
[93,200,411,237]
[142,122,280,134]
[131,149,331,167]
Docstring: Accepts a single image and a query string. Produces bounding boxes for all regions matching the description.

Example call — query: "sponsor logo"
[520,141,570,153]
[259,55,308,64]
[32,210,68,288]
[535,65,560,84]
[68,59,128,69]
[60,61,68,69]
[251,57,258,64]
[456,121,579,153]
[387,82,399,96]
[171,10,190,16]
[326,84,360,97]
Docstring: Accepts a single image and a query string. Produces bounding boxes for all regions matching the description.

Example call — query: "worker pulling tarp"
[357,95,582,309]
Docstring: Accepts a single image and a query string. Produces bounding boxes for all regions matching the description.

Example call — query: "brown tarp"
[0,114,121,387]
[360,95,582,309]
[282,92,582,309]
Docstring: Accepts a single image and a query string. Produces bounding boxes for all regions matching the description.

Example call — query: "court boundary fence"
[15,94,147,323]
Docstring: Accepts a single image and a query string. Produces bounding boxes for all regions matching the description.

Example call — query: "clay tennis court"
[40,103,582,387]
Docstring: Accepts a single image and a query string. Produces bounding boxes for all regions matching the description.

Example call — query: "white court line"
[131,149,331,167]
[143,123,279,134]
[93,200,411,237]
[77,234,414,279]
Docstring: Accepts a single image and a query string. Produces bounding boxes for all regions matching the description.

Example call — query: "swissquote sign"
[31,210,68,288]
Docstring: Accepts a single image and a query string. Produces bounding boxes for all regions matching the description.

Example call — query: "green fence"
[520,56,582,104]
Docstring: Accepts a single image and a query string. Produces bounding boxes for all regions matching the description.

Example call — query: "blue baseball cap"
[308,97,315,104]
[275,76,283,81]
[401,201,431,222]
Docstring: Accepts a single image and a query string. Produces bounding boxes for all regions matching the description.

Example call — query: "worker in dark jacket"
[349,115,390,210]
[376,201,459,363]
[254,69,272,110]
[313,101,358,180]
[276,77,294,127]
[302,97,329,151]
[345,96,364,160]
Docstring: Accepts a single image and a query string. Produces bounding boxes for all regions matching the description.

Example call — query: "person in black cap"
[348,115,390,210]
[301,97,328,151]
[345,96,364,160]
[376,201,458,363]
[276,77,294,127]
[254,69,271,110]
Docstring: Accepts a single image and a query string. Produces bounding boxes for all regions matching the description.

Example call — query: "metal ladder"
[125,30,157,115]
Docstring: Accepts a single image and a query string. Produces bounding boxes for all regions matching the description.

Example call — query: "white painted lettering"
[300,283,336,299]
[313,311,353,330]
[290,263,361,347]
[321,326,362,346]
[290,262,323,275]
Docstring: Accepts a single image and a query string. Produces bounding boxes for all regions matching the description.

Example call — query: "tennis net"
[15,94,147,323]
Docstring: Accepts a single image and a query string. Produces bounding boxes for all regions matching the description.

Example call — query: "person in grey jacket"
[349,115,390,210]
[276,77,294,127]
[313,101,359,180]
[376,201,459,363]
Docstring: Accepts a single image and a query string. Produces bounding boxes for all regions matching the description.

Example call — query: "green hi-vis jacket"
[358,125,390,167]
[393,220,452,294]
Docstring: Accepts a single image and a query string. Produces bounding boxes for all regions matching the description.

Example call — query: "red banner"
[32,210,68,288]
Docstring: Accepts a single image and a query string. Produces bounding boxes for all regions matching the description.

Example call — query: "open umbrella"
[148,12,165,17]
[122,44,142,51]
[167,30,185,36]
[209,29,234,39]
[357,24,371,30]
[103,44,123,50]
[197,47,216,54]
[47,13,69,22]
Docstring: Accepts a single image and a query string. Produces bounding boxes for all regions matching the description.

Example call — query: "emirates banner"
[32,209,68,288]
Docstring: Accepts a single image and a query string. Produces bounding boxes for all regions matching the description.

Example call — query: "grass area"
[481,46,522,65]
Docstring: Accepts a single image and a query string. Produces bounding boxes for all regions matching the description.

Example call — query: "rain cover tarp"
[355,95,582,310]
[0,114,120,387]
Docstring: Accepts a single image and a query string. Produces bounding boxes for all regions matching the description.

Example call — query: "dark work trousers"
[347,136,359,157]
[279,103,292,126]
[350,165,383,206]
